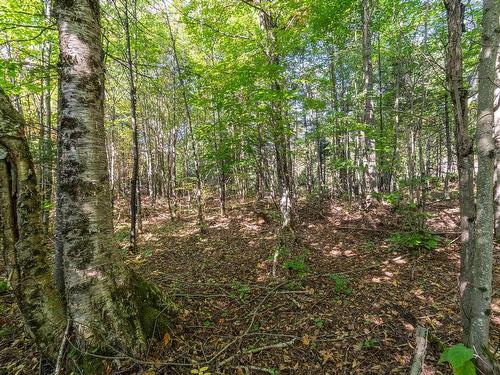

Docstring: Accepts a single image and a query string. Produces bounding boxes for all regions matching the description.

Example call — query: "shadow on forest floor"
[1,195,499,374]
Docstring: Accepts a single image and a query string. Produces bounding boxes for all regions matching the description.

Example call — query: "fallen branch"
[230,365,280,374]
[219,338,297,367]
[244,337,297,354]
[54,319,71,375]
[410,325,428,375]
[208,282,288,366]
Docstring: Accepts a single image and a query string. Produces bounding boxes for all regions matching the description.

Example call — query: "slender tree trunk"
[40,0,53,235]
[377,32,386,192]
[495,33,500,241]
[257,1,293,229]
[445,0,475,345]
[469,0,499,369]
[255,125,265,200]
[56,0,174,360]
[164,6,205,232]
[121,0,140,251]
[388,61,400,193]
[444,94,453,198]
[362,0,377,196]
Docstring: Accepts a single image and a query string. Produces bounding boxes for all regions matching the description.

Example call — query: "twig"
[244,337,297,354]
[210,282,288,366]
[54,319,71,375]
[172,293,227,298]
[230,365,279,374]
[218,338,297,368]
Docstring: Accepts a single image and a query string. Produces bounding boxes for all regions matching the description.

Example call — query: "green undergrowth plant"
[191,366,211,375]
[314,318,325,328]
[381,194,441,253]
[398,202,428,229]
[267,209,282,224]
[114,229,129,242]
[270,243,311,278]
[357,337,379,350]
[361,240,376,251]
[375,191,402,208]
[283,256,309,277]
[143,247,153,258]
[329,273,352,296]
[388,230,440,253]
[0,278,9,293]
[439,344,476,375]
[230,281,250,301]
[363,337,379,349]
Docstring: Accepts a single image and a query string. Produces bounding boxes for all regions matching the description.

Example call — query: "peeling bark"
[56,0,175,358]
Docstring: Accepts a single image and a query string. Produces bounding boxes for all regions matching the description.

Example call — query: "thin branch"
[54,319,71,375]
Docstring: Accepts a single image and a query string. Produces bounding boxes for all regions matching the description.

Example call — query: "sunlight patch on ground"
[370,276,392,283]
[391,255,407,265]
[328,249,342,257]
[343,249,356,257]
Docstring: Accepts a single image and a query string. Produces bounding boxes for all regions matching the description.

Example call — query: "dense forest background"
[0,0,498,374]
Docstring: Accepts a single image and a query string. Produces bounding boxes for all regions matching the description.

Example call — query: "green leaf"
[455,361,476,375]
[439,344,474,369]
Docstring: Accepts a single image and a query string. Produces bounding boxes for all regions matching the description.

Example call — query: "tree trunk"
[469,0,499,369]
[362,0,377,196]
[444,94,453,199]
[0,88,65,362]
[164,5,205,232]
[257,1,293,229]
[495,33,500,241]
[120,0,140,252]
[56,0,174,360]
[40,0,53,236]
[445,0,475,345]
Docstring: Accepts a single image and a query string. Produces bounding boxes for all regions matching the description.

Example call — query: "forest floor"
[1,194,499,374]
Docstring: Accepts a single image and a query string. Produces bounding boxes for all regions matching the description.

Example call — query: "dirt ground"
[1,195,499,374]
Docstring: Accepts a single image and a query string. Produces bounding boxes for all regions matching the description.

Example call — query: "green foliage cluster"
[230,281,250,301]
[329,273,352,296]
[388,231,440,252]
[439,344,476,375]
[0,278,9,293]
[283,257,309,277]
[362,337,379,349]
[115,230,129,242]
[361,240,376,251]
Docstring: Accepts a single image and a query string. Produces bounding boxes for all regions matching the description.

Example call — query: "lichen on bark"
[0,88,65,361]
[55,0,176,359]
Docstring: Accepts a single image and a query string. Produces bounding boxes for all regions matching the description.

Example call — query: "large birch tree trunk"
[55,0,174,360]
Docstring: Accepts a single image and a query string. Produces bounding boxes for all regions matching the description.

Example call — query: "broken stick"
[410,325,428,375]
